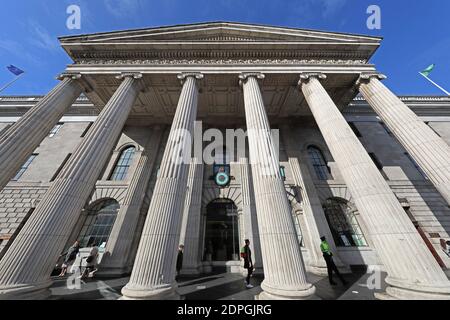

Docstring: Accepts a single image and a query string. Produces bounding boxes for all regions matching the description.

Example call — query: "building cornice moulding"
[70,50,371,62]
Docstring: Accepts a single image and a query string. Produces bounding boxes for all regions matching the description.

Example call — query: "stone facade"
[0,22,450,300]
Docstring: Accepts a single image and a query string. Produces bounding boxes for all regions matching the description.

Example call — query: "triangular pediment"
[60,22,381,62]
[60,21,381,44]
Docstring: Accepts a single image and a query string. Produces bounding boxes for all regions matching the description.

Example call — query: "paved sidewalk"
[49,267,383,300]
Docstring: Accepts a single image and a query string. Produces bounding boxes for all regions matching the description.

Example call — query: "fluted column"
[239,157,263,274]
[281,125,346,275]
[300,73,450,300]
[100,126,164,276]
[178,158,204,274]
[291,158,347,274]
[0,73,143,300]
[0,73,84,191]
[121,73,203,300]
[239,73,315,300]
[358,73,450,205]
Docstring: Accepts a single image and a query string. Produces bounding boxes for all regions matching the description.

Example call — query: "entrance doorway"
[203,199,239,262]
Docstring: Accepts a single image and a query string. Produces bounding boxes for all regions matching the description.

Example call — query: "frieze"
[76,58,368,65]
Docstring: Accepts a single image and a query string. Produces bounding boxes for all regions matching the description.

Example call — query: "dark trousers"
[246,266,253,284]
[323,254,345,284]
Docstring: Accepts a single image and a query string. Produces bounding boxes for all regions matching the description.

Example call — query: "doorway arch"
[203,198,240,262]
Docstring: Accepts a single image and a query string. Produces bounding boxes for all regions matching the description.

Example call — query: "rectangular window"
[380,122,393,136]
[49,122,64,138]
[368,152,388,180]
[349,122,362,137]
[368,152,383,170]
[81,122,93,138]
[50,153,72,182]
[12,154,37,181]
[405,152,428,180]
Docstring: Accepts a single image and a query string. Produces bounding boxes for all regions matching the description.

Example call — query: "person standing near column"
[320,236,347,286]
[241,239,254,288]
[175,244,184,281]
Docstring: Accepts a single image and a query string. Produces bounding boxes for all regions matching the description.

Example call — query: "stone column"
[0,74,84,191]
[100,126,164,276]
[358,73,450,205]
[121,73,203,300]
[281,125,346,275]
[290,158,347,274]
[239,157,263,274]
[239,73,316,300]
[0,73,143,299]
[178,158,204,274]
[299,73,450,300]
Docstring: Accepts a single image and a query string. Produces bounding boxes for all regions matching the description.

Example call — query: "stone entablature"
[1,95,449,118]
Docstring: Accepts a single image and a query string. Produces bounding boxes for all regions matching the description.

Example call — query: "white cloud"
[0,39,40,64]
[320,0,347,17]
[104,0,142,18]
[28,21,59,52]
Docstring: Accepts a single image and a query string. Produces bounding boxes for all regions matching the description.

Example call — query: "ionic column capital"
[177,72,204,85]
[116,72,144,80]
[239,72,265,86]
[116,72,147,92]
[356,72,387,87]
[56,72,82,81]
[56,72,93,93]
[298,72,327,86]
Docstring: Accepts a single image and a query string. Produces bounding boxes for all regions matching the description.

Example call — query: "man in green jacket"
[320,236,347,286]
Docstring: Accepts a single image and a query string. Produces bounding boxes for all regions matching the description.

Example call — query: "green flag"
[420,64,435,77]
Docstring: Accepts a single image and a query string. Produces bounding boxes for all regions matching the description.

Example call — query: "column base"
[120,284,181,300]
[255,281,318,300]
[375,277,450,300]
[375,286,450,300]
[0,280,53,300]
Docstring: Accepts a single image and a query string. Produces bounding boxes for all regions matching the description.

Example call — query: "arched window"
[323,198,367,247]
[79,199,119,247]
[307,146,330,180]
[109,146,136,181]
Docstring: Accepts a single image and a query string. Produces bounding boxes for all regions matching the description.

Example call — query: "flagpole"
[0,73,25,94]
[419,72,450,96]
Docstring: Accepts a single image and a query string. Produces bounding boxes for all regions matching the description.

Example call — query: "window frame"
[108,146,137,181]
[79,199,119,248]
[12,154,38,181]
[49,122,64,138]
[323,198,368,248]
[307,146,330,181]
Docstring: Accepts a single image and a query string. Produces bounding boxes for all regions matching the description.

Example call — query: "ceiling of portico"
[82,73,360,126]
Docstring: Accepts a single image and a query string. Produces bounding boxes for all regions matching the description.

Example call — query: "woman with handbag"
[80,243,99,279]
[58,240,80,277]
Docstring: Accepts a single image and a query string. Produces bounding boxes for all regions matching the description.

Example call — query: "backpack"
[240,246,247,259]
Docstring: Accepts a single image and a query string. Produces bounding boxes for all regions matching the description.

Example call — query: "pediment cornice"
[70,49,371,63]
[60,22,381,64]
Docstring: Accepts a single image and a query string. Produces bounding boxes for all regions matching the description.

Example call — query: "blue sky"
[0,0,449,96]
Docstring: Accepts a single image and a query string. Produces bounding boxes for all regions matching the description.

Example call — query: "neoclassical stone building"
[0,22,450,300]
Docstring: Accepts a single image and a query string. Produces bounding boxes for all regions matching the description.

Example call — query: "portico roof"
[57,22,384,123]
[59,21,381,62]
